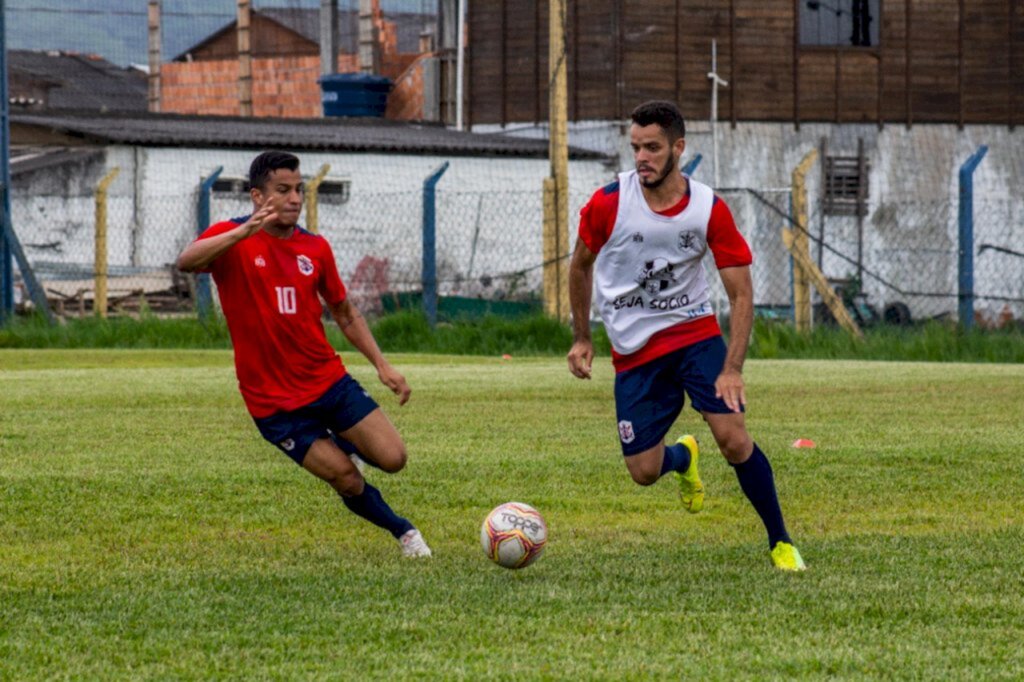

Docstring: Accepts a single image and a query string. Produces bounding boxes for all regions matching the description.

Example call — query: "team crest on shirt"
[678,231,697,251]
[296,254,314,276]
[618,420,636,444]
[635,257,677,295]
[254,255,266,268]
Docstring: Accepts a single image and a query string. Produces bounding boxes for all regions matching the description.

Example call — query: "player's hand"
[240,200,278,237]
[567,339,594,380]
[714,369,746,413]
[378,363,411,406]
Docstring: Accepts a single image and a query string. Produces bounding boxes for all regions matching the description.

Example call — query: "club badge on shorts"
[618,420,635,444]
[297,255,314,276]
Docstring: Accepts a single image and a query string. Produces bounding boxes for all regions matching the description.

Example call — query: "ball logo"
[296,255,314,276]
[618,420,635,444]
[499,511,544,534]
[254,255,266,268]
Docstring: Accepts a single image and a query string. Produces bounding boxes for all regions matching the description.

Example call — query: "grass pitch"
[1,350,1023,679]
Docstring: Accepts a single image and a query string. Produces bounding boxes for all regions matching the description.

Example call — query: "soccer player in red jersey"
[566,101,805,571]
[177,151,431,558]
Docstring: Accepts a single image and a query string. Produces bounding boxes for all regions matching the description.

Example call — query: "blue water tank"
[319,73,392,118]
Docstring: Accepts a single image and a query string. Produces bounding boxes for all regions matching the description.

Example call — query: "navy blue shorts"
[613,335,738,456]
[253,374,379,465]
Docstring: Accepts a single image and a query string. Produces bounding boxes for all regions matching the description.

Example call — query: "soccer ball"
[480,501,548,569]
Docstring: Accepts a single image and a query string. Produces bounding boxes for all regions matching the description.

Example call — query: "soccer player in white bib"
[566,101,805,571]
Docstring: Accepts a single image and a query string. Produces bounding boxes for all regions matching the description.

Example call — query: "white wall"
[475,120,1024,322]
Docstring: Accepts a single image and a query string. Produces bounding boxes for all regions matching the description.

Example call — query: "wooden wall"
[467,0,1023,127]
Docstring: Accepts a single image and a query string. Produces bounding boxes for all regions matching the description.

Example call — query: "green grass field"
[2,350,1023,679]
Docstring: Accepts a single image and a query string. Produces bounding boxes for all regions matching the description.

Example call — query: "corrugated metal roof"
[9,50,147,113]
[10,111,610,161]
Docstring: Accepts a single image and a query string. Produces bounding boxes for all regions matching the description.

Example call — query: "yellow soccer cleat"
[770,541,807,572]
[673,434,704,513]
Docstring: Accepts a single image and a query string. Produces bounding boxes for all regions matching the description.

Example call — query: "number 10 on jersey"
[275,286,297,314]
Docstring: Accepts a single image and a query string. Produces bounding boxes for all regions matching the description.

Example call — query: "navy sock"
[659,442,692,477]
[730,443,792,548]
[340,482,414,538]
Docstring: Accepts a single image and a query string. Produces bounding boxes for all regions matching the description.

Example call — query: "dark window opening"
[823,155,868,216]
[800,0,879,47]
[211,176,351,205]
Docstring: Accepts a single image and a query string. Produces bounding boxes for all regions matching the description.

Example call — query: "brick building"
[160,8,431,119]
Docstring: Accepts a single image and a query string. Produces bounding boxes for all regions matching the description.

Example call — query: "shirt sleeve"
[706,196,753,269]
[193,220,244,274]
[577,183,620,254]
[317,238,347,305]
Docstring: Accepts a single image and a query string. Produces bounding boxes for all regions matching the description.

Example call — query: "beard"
[638,153,678,189]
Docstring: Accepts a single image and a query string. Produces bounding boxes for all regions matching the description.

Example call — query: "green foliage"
[748,318,1024,363]
[2,311,1022,363]
[2,352,1023,678]
[0,312,232,349]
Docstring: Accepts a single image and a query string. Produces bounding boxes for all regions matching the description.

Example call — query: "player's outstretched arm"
[715,265,755,412]
[328,298,411,406]
[176,203,277,272]
[567,240,597,380]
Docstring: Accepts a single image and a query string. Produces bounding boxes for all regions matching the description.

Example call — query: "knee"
[628,467,660,487]
[376,446,407,473]
[718,434,753,464]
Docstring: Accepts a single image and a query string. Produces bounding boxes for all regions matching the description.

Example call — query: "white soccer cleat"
[399,529,432,558]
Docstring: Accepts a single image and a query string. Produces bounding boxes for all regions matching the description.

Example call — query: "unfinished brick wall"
[160,18,423,120]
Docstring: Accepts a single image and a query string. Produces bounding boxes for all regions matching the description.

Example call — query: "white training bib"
[594,171,716,355]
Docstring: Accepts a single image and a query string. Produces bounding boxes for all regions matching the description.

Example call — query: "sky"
[5,0,437,67]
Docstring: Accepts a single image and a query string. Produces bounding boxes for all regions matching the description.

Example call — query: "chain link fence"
[8,153,603,321]
[7,146,1021,331]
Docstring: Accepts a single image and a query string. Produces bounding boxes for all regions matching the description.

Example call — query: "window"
[211,175,351,205]
[800,0,879,48]
[823,154,868,216]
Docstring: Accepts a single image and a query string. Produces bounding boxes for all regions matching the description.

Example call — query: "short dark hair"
[630,101,686,141]
[249,151,300,190]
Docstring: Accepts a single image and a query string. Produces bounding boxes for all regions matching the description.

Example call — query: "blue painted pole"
[196,167,223,322]
[682,153,703,176]
[0,0,13,322]
[422,161,449,327]
[958,145,987,330]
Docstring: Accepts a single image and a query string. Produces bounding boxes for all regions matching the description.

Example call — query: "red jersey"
[578,180,752,372]
[199,218,348,418]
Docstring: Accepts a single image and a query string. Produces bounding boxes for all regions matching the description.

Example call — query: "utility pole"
[543,0,569,322]
[320,0,338,76]
[237,0,252,117]
[707,39,728,188]
[147,1,161,112]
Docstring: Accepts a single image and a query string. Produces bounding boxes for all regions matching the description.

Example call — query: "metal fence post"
[94,168,121,318]
[422,161,449,327]
[0,1,12,322]
[196,167,224,321]
[682,153,703,176]
[958,145,988,330]
[305,163,331,234]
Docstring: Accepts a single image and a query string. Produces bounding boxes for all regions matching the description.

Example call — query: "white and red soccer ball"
[480,502,548,569]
